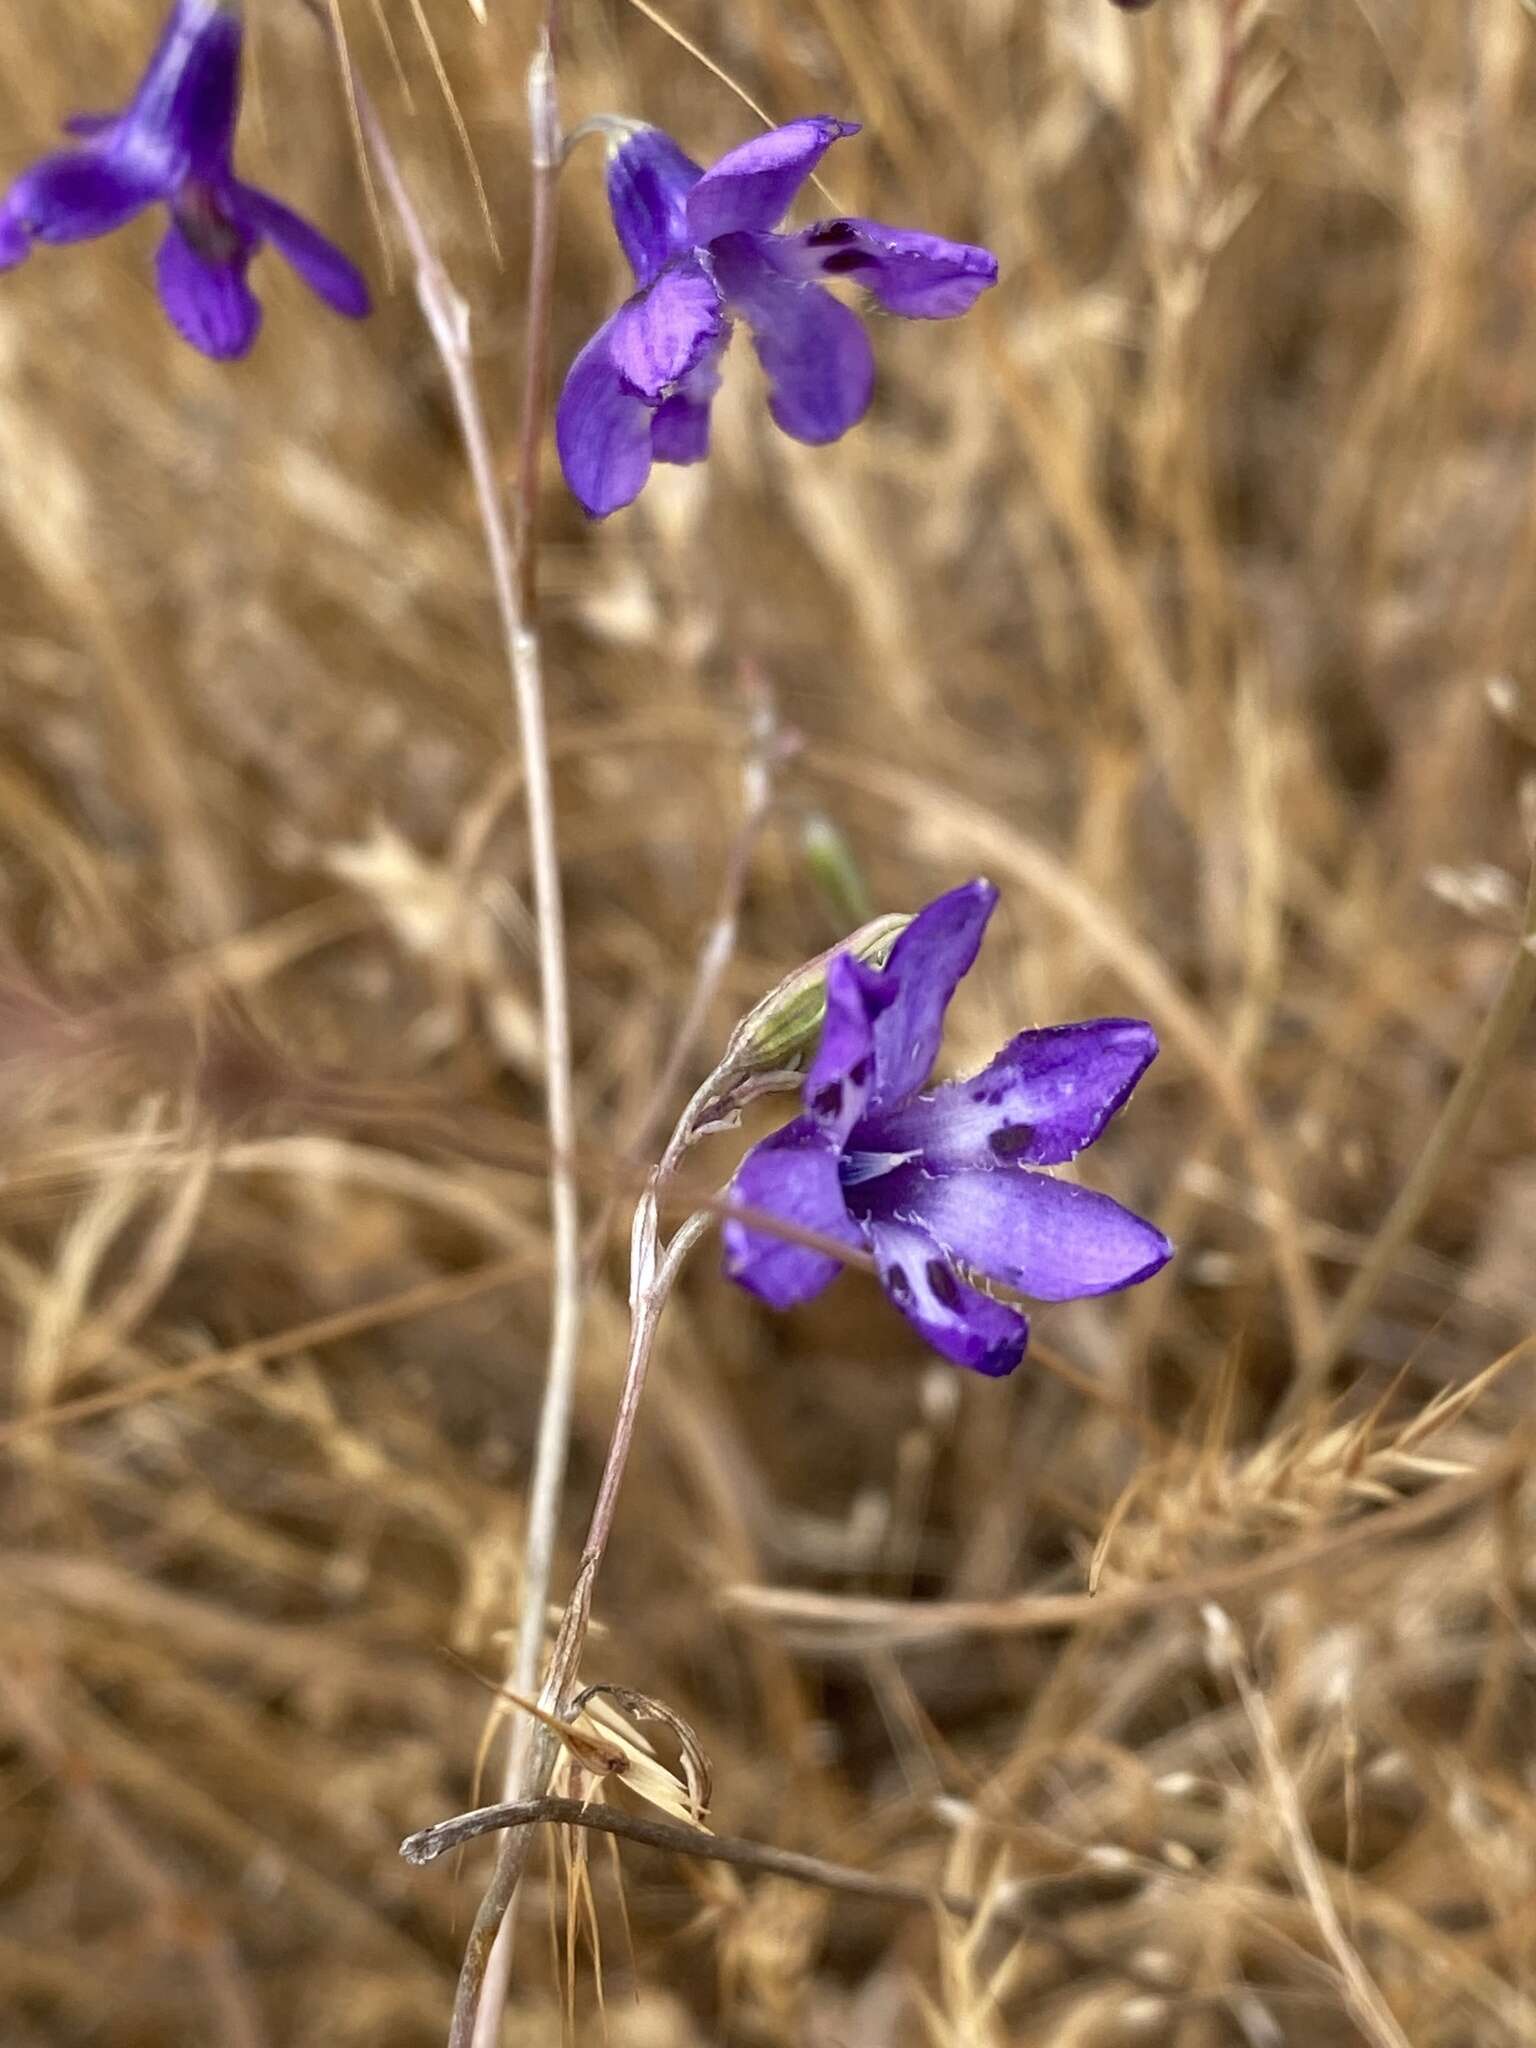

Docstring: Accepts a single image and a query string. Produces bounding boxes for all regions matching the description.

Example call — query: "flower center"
[174,182,243,265]
[838,1148,919,1187]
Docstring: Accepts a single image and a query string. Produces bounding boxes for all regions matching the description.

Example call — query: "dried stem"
[404,1794,1171,1993]
[298,12,587,2038]
[724,1438,1522,1645]
[1209,1607,1414,2048]
[468,26,583,2048]
[1293,856,1536,1409]
[450,1194,712,2045]
[463,689,783,2037]
[407,1794,978,1911]
[512,32,560,614]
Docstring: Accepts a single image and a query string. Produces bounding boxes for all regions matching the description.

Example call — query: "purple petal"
[0,151,159,250]
[606,125,704,287]
[233,184,371,318]
[607,259,725,402]
[722,1117,863,1310]
[651,395,708,464]
[155,217,261,359]
[867,1214,1028,1377]
[687,118,858,244]
[800,951,895,1144]
[650,340,726,464]
[857,880,997,1113]
[767,217,999,318]
[119,0,242,184]
[710,233,874,444]
[556,314,656,518]
[878,1164,1172,1303]
[868,1019,1159,1170]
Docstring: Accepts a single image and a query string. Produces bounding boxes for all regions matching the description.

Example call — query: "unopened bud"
[721,913,910,1078]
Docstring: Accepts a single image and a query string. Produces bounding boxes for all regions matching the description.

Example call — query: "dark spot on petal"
[849,1057,871,1086]
[926,1260,961,1310]
[886,1263,912,1302]
[822,250,875,276]
[806,219,858,246]
[988,1123,1036,1161]
[811,1081,843,1118]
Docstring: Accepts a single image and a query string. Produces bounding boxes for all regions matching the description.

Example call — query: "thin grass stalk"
[457,22,588,2047]
[300,13,588,2035]
[449,1198,713,2045]
[1292,856,1536,1411]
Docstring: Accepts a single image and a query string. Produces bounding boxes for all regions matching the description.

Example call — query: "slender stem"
[459,23,584,2046]
[513,34,561,615]
[1210,1609,1414,2048]
[449,1201,712,2045]
[462,698,782,2038]
[405,1796,975,1912]
[403,1795,1171,1994]
[1293,858,1536,1409]
[307,20,587,2038]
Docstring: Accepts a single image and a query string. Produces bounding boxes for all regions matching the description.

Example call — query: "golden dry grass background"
[1,2,1535,2043]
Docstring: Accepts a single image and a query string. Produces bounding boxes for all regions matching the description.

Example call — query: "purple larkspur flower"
[557,117,999,518]
[0,0,370,360]
[722,881,1172,1378]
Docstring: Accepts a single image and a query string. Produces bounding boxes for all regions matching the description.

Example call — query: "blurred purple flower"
[722,881,1171,1378]
[557,117,999,517]
[0,0,370,360]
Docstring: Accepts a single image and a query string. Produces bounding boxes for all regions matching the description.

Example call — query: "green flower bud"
[722,913,910,1079]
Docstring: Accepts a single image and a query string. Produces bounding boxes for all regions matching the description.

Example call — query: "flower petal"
[120,0,242,183]
[606,125,704,287]
[686,117,858,244]
[650,339,726,464]
[768,217,999,318]
[879,1164,1172,1303]
[155,217,261,359]
[855,880,998,1112]
[0,150,158,251]
[607,258,725,402]
[800,950,895,1144]
[722,1118,863,1310]
[867,1213,1028,1377]
[233,183,371,318]
[710,233,874,444]
[556,314,656,518]
[869,1019,1159,1170]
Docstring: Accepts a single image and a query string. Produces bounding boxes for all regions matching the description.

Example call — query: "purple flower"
[557,117,999,518]
[722,882,1172,1378]
[0,0,370,360]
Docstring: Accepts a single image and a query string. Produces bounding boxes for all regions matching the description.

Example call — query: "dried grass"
[1,2,1534,2043]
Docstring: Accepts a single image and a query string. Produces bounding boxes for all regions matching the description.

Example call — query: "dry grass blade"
[1207,1608,1413,2048]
